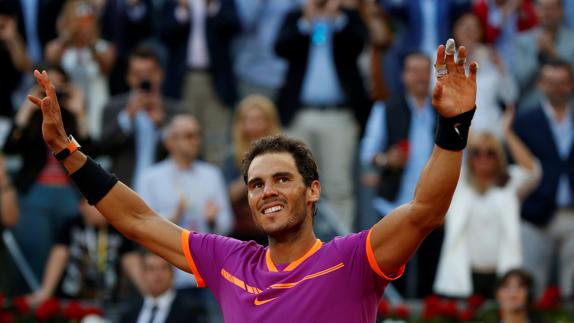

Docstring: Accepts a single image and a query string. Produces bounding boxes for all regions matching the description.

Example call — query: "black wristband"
[435,107,476,151]
[70,157,118,205]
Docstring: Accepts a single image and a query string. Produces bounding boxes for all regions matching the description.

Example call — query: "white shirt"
[136,289,176,323]
[188,0,210,68]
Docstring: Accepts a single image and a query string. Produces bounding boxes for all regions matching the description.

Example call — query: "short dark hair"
[129,46,162,68]
[241,135,319,187]
[496,268,535,303]
[539,58,574,80]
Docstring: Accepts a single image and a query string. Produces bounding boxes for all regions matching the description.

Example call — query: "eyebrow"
[247,172,295,186]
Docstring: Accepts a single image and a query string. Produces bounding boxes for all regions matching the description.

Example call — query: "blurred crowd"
[0,0,573,321]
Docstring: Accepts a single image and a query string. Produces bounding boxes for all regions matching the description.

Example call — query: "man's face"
[127,57,163,93]
[402,55,431,98]
[143,254,173,297]
[246,153,320,237]
[537,0,563,30]
[165,117,202,163]
[538,65,573,107]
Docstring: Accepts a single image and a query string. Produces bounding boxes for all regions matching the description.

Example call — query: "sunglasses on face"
[469,148,497,159]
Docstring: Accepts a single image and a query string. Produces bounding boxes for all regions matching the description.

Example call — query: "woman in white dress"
[45,0,115,139]
[434,108,541,298]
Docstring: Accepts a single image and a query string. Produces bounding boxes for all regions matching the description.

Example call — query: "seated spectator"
[223,95,281,245]
[27,199,144,306]
[496,269,542,323]
[453,11,518,136]
[3,65,91,281]
[120,251,208,323]
[45,0,116,139]
[434,108,541,299]
[0,154,20,295]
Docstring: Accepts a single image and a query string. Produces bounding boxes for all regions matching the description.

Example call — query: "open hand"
[27,70,68,153]
[432,39,478,118]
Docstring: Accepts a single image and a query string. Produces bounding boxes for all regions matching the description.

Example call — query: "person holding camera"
[99,46,188,189]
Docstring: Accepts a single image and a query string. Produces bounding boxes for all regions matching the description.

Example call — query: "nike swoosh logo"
[254,297,278,306]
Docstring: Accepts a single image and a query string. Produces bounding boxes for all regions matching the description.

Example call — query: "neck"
[474,175,494,193]
[171,156,193,169]
[501,308,528,323]
[267,219,317,265]
[411,94,427,109]
[550,103,569,122]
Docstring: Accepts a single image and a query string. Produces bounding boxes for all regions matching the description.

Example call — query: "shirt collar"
[541,97,573,126]
[144,288,176,309]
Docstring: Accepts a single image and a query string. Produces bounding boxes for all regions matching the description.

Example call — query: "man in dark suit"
[121,251,208,323]
[274,0,369,230]
[99,46,187,188]
[514,59,574,298]
[159,0,240,166]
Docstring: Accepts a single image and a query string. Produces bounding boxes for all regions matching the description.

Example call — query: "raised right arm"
[28,70,190,273]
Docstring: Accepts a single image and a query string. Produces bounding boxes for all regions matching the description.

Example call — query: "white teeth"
[263,205,283,214]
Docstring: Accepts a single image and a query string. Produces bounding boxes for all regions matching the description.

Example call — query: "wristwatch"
[53,135,81,161]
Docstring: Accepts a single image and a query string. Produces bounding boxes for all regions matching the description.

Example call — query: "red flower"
[0,312,14,323]
[458,308,475,321]
[82,306,104,317]
[440,299,459,318]
[393,304,410,319]
[63,300,84,320]
[12,296,29,314]
[421,295,441,319]
[467,294,485,309]
[377,299,390,317]
[35,298,60,321]
[537,285,562,310]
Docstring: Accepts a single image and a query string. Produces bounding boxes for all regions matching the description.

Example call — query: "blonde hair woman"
[434,108,541,298]
[223,95,281,244]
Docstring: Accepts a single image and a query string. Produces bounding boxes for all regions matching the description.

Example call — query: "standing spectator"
[223,95,281,245]
[120,251,208,323]
[0,154,19,296]
[434,108,541,299]
[233,0,301,101]
[511,0,574,109]
[99,0,154,95]
[495,269,542,323]
[137,114,233,290]
[3,65,90,280]
[453,11,518,136]
[0,2,32,120]
[27,199,144,305]
[514,59,574,298]
[379,0,470,93]
[99,46,187,188]
[359,52,438,297]
[275,0,369,230]
[473,0,537,66]
[45,0,116,139]
[160,0,240,166]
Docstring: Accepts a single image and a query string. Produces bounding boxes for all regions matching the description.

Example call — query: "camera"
[139,80,152,93]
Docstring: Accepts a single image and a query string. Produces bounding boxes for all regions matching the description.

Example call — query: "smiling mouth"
[263,205,284,215]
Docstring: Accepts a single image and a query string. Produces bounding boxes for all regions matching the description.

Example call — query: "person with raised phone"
[28,39,477,322]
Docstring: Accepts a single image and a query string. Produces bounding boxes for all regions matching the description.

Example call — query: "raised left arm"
[370,40,478,274]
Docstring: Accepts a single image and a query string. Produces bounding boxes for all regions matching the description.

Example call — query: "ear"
[307,180,321,203]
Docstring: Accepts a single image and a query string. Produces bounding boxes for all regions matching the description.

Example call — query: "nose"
[262,182,278,198]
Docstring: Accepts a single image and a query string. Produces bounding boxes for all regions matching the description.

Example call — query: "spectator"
[473,0,537,65]
[453,11,518,136]
[514,59,574,298]
[45,0,116,139]
[120,251,208,323]
[360,52,438,297]
[434,108,541,299]
[233,0,301,101]
[27,199,144,305]
[0,3,32,119]
[3,64,91,280]
[0,154,19,295]
[137,114,233,290]
[275,0,369,230]
[511,0,574,109]
[223,95,281,245]
[496,269,542,323]
[99,46,186,188]
[99,0,154,95]
[160,0,240,166]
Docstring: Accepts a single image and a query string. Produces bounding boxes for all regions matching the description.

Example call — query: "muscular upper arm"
[95,182,191,273]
